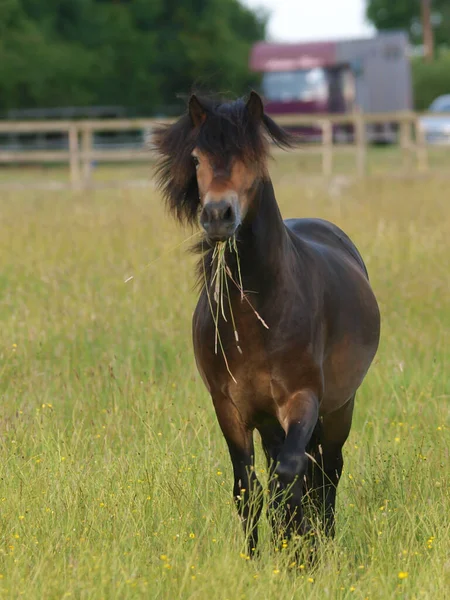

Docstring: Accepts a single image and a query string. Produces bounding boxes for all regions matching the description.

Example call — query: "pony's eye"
[192,156,200,168]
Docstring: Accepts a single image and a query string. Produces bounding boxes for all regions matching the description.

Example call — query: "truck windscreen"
[262,68,327,102]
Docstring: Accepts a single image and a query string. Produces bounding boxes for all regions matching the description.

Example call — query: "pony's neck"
[238,178,290,283]
[198,180,291,304]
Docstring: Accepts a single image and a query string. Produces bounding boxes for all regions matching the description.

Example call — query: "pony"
[153,92,380,555]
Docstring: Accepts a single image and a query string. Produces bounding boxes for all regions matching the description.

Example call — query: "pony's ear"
[246,91,264,121]
[189,95,207,128]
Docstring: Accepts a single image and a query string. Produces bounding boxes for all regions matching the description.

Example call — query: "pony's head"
[153,92,293,243]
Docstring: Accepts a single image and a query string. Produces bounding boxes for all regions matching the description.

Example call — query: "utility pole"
[421,0,434,61]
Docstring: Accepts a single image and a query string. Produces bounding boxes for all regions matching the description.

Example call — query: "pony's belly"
[320,337,378,414]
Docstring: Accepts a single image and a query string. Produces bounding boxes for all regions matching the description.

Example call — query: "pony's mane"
[152,94,295,225]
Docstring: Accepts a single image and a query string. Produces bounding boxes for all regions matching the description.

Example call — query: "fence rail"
[0,111,447,189]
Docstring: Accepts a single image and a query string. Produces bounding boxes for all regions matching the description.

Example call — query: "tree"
[0,0,267,116]
[412,50,450,109]
[366,0,450,49]
[0,0,96,110]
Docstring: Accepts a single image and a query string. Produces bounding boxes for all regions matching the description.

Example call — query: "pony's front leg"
[273,390,319,542]
[213,395,263,557]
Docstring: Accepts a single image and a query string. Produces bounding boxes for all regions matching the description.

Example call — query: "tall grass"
[0,167,448,599]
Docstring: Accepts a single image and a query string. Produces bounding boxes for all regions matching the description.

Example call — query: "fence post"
[321,119,333,178]
[68,124,81,190]
[354,112,366,177]
[415,118,428,173]
[399,115,412,172]
[81,126,93,187]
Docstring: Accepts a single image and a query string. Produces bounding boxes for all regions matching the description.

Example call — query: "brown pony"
[153,92,380,555]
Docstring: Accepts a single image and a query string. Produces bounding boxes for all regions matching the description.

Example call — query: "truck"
[249,32,412,142]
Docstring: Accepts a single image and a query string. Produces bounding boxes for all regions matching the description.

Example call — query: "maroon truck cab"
[249,33,413,142]
[250,41,354,114]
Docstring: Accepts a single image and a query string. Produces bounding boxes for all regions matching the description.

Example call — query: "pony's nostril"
[223,206,233,221]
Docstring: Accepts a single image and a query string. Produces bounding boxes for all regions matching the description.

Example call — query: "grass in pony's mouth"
[202,236,269,383]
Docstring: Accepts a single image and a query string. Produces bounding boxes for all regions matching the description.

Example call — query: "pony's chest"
[194,292,271,374]
[193,295,305,415]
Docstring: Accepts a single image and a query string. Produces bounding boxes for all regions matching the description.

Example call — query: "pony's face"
[191,148,258,243]
[153,91,293,234]
[189,92,266,243]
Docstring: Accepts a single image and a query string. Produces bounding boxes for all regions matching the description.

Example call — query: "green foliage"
[366,0,450,48]
[0,0,266,116]
[412,50,450,109]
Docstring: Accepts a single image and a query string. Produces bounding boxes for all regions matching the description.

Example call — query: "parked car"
[420,95,450,144]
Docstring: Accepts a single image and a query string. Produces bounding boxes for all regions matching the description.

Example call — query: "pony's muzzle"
[200,196,240,242]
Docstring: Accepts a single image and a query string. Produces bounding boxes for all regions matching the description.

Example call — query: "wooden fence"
[0,111,446,189]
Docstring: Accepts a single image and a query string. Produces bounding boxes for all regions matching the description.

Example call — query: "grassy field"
[0,159,448,599]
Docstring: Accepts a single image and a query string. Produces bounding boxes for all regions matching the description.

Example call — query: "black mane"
[153,94,295,226]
